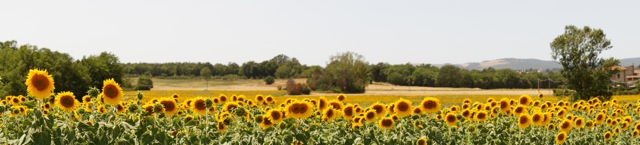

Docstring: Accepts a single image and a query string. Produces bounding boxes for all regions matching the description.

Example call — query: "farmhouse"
[610,65,640,87]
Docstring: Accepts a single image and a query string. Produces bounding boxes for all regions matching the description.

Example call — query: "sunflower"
[337,94,347,102]
[462,103,470,110]
[475,110,488,122]
[219,94,228,103]
[326,101,342,111]
[159,98,178,116]
[82,95,92,103]
[633,130,639,138]
[394,99,413,117]
[463,99,471,104]
[55,91,80,112]
[25,69,55,99]
[191,98,208,115]
[343,104,355,120]
[413,108,422,114]
[116,103,126,113]
[416,137,427,145]
[518,114,531,129]
[285,101,314,119]
[223,102,239,112]
[101,78,124,105]
[555,131,567,144]
[378,117,394,129]
[322,108,338,122]
[420,97,441,113]
[445,113,457,127]
[532,113,544,126]
[574,117,584,129]
[265,95,274,104]
[538,94,543,99]
[364,110,378,122]
[604,131,612,141]
[218,122,227,133]
[559,119,573,132]
[171,93,179,99]
[143,104,154,116]
[11,97,21,105]
[266,108,283,124]
[370,103,386,117]
[260,116,274,129]
[513,105,527,116]
[255,94,265,104]
[461,109,471,119]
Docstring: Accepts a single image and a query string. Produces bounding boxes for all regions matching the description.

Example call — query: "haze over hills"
[432,57,640,70]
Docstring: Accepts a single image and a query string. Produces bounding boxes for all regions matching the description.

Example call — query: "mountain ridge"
[431,57,640,70]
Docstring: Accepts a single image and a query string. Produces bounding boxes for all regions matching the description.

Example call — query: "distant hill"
[434,57,640,70]
[620,57,640,67]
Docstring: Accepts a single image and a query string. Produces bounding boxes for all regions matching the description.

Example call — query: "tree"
[550,25,614,101]
[307,52,370,93]
[436,65,463,87]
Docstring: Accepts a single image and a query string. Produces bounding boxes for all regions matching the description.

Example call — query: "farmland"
[4,71,640,144]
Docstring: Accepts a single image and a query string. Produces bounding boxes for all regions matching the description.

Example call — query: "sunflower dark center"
[381,119,393,126]
[161,101,176,111]
[271,111,281,120]
[32,74,49,90]
[60,95,75,108]
[561,122,570,128]
[532,115,541,122]
[290,103,308,114]
[344,107,353,116]
[477,113,486,119]
[326,109,334,118]
[263,118,273,126]
[366,112,375,119]
[373,105,384,114]
[195,100,207,110]
[423,101,436,109]
[331,102,342,110]
[397,102,409,111]
[103,85,119,99]
[447,115,456,122]
[519,116,528,124]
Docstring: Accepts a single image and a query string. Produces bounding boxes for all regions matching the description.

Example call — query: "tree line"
[370,63,564,89]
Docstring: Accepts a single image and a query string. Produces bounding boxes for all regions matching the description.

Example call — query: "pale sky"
[1,0,639,66]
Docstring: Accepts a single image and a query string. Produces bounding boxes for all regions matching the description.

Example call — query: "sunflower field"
[3,69,640,144]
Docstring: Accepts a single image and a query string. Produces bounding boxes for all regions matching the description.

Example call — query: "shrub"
[135,77,153,90]
[264,76,275,85]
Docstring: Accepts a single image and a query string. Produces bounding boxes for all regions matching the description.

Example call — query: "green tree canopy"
[307,52,370,93]
[550,25,616,101]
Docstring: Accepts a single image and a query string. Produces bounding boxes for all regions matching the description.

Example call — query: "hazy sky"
[1,0,639,66]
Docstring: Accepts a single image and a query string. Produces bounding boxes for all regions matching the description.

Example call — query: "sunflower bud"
[255,115,263,123]
[136,91,144,100]
[128,103,139,113]
[153,103,164,113]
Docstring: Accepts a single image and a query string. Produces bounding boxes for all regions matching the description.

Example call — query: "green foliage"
[135,77,154,90]
[307,52,371,93]
[264,76,275,85]
[436,65,463,87]
[200,67,212,80]
[87,87,100,98]
[550,25,615,101]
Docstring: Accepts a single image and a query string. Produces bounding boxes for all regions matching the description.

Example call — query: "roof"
[610,66,627,71]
